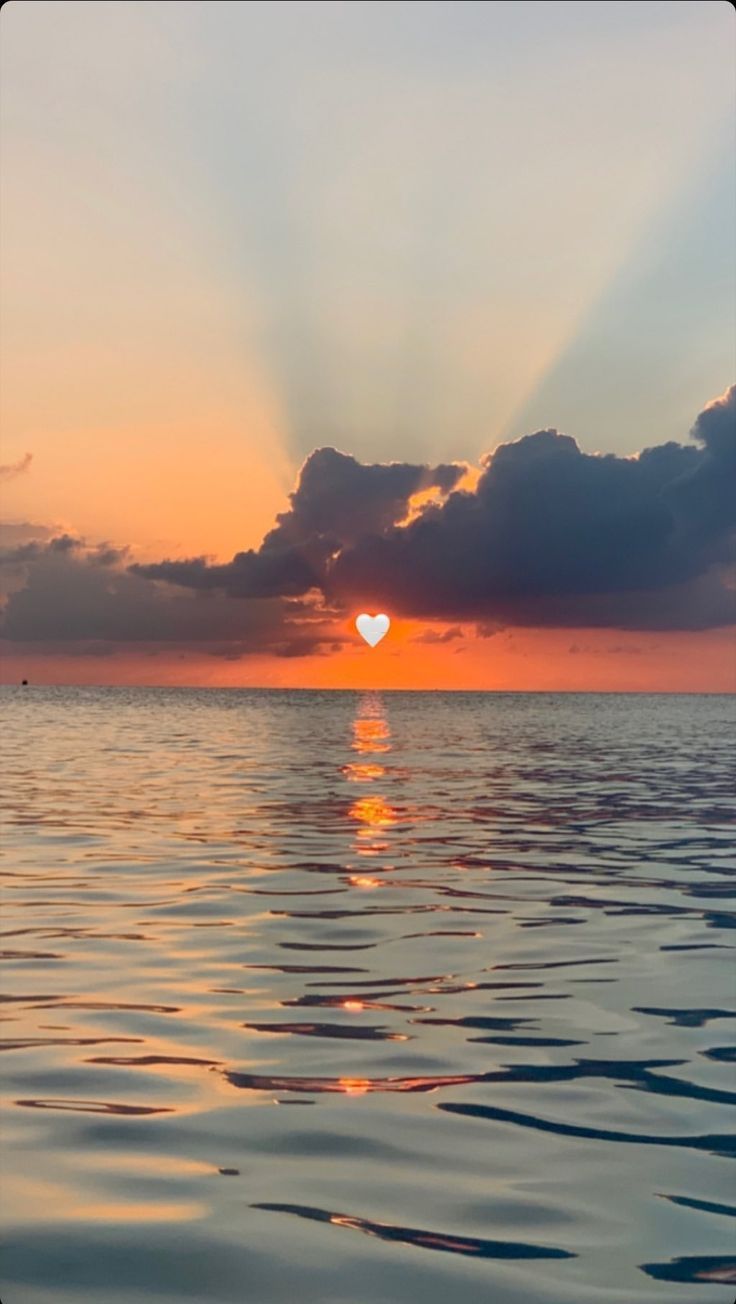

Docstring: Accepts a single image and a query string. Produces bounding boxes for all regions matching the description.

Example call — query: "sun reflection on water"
[342,763,386,782]
[348,796,396,830]
[345,695,400,867]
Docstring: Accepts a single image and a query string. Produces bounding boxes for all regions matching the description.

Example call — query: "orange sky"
[2,620,734,692]
[1,3,734,694]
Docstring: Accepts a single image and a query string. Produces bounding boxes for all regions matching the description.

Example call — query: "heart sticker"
[356,613,390,647]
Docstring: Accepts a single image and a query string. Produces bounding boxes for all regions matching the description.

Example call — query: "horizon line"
[1,682,733,697]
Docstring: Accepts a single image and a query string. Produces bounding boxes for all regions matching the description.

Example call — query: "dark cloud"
[90,544,130,567]
[262,446,464,548]
[0,537,339,657]
[132,447,465,598]
[2,387,734,653]
[690,384,736,459]
[663,384,736,548]
[0,533,82,566]
[127,388,736,634]
[413,625,463,644]
[327,387,736,630]
[130,544,318,599]
[0,526,78,605]
[0,453,33,482]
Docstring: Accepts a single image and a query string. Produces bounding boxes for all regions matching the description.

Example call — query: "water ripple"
[1,686,734,1304]
[252,1201,576,1260]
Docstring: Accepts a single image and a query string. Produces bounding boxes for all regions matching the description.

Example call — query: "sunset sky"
[1,0,734,690]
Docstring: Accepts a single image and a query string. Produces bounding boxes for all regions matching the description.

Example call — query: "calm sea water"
[0,687,734,1304]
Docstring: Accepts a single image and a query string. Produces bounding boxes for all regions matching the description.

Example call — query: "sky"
[1,0,734,690]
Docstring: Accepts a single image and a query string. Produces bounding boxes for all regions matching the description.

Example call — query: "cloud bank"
[0,528,337,659]
[132,449,465,600]
[325,386,736,630]
[1,388,734,656]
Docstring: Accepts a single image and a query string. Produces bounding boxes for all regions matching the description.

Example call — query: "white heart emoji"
[356,613,390,647]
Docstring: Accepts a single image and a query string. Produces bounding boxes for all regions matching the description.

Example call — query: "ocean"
[0,686,734,1303]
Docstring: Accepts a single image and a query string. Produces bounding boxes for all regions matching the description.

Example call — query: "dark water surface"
[1,687,734,1304]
